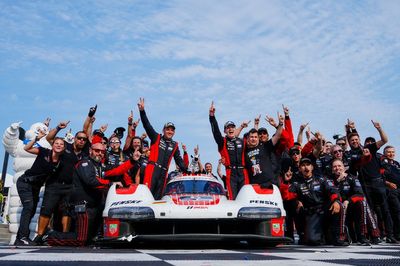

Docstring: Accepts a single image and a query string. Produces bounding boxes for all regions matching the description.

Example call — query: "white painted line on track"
[0,253,160,261]
[137,249,243,254]
[166,260,346,266]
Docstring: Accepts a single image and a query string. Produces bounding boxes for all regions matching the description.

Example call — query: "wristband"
[128,122,133,126]
[35,136,40,142]
[56,126,61,131]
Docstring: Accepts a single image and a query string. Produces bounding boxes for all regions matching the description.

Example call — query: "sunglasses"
[337,142,346,146]
[333,150,343,154]
[92,148,106,154]
[290,150,300,155]
[76,136,88,141]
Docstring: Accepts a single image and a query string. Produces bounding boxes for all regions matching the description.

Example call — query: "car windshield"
[164,180,225,195]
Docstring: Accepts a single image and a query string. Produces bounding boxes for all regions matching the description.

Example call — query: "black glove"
[88,104,97,117]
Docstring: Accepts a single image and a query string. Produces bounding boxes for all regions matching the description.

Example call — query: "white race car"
[102,174,291,246]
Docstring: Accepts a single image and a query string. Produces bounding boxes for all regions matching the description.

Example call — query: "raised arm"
[83,105,97,138]
[138,98,158,143]
[371,120,388,149]
[24,130,46,155]
[297,122,309,145]
[266,113,284,146]
[46,121,69,144]
[209,101,224,150]
[253,114,261,131]
[234,120,250,137]
[123,110,139,151]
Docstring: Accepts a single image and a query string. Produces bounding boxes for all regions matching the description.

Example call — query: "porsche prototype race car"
[102,174,291,246]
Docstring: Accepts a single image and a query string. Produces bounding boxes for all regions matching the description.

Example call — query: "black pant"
[283,200,304,241]
[47,205,100,246]
[364,180,393,237]
[16,177,42,239]
[41,182,72,217]
[298,204,345,245]
[387,188,400,238]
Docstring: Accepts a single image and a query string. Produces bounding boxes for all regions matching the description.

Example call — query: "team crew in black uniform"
[11,101,400,246]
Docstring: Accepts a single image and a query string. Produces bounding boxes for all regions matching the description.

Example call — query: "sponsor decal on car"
[110,200,142,206]
[249,200,278,206]
[186,206,209,209]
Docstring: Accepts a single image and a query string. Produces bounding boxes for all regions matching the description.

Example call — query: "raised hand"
[278,111,284,125]
[100,124,108,133]
[209,101,215,116]
[254,115,261,126]
[137,98,145,111]
[299,122,309,131]
[58,121,70,129]
[241,120,251,129]
[181,143,187,152]
[133,118,140,128]
[194,145,199,155]
[347,118,355,129]
[128,110,133,124]
[265,115,277,128]
[88,105,97,118]
[371,120,381,130]
[282,104,289,116]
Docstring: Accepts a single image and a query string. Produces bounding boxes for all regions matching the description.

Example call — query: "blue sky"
[1,1,400,174]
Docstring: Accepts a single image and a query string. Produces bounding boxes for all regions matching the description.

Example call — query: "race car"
[102,174,291,246]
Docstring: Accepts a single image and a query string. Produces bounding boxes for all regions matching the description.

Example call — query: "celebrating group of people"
[13,98,400,247]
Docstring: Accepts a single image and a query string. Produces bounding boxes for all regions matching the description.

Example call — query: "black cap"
[113,127,126,139]
[93,129,104,138]
[299,157,312,165]
[258,127,268,134]
[364,137,376,144]
[164,122,175,129]
[224,121,236,129]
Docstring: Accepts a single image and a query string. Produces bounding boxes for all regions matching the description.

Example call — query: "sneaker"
[14,237,37,246]
[357,237,371,246]
[386,236,399,244]
[371,237,381,245]
[333,240,350,246]
[33,235,44,245]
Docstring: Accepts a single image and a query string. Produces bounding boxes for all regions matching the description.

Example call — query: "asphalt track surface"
[0,242,399,266]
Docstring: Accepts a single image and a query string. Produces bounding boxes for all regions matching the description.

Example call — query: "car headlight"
[237,207,281,219]
[108,207,155,220]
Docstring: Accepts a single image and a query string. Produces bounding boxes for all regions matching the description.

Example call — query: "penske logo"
[110,200,142,206]
[249,200,278,206]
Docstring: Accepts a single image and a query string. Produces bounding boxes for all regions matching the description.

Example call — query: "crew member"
[138,98,187,199]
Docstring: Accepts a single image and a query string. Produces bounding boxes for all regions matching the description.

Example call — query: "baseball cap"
[224,121,236,129]
[258,127,268,134]
[164,122,175,129]
[299,157,312,165]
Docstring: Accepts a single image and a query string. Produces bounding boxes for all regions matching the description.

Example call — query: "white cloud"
[1,1,400,168]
